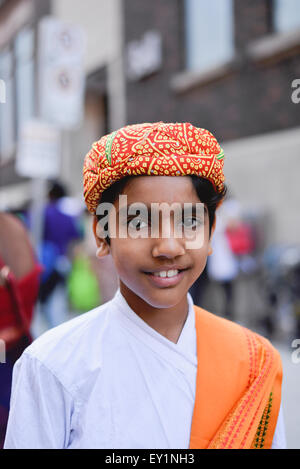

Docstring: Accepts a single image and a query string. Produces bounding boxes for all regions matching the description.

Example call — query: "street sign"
[15,119,61,179]
[38,16,86,130]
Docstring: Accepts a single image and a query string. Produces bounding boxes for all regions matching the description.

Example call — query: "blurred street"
[275,341,300,449]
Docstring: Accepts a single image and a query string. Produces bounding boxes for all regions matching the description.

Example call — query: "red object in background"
[0,258,42,349]
[225,222,255,256]
[0,214,43,449]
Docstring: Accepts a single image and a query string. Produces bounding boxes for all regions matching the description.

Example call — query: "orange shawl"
[190,305,282,449]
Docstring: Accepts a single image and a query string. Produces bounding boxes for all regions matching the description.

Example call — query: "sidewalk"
[274,341,300,449]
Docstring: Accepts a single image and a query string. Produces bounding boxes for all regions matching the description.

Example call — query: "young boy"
[4,122,285,449]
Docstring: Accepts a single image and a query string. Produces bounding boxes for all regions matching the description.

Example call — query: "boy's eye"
[128,217,148,231]
[181,217,203,229]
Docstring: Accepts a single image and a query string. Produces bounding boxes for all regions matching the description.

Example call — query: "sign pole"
[30,177,47,248]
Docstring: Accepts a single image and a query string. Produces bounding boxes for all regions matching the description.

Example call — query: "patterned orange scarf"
[190,305,283,449]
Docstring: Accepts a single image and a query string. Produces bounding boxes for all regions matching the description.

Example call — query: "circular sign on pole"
[38,16,86,130]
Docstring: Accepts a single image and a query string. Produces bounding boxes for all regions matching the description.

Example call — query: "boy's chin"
[140,287,189,309]
[120,277,192,309]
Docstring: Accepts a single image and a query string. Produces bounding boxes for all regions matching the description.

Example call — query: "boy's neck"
[119,284,189,344]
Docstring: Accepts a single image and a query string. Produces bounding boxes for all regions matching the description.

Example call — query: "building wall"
[47,0,125,196]
[234,0,272,50]
[173,56,300,142]
[51,0,122,74]
[123,0,300,245]
[124,0,184,125]
[124,0,300,142]
[0,0,37,49]
[0,0,50,199]
[0,0,123,203]
[222,126,300,245]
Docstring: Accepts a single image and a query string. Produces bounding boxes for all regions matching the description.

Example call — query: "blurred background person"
[0,212,41,448]
[37,180,82,329]
[206,197,243,320]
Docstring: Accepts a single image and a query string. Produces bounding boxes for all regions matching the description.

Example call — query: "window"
[273,0,300,33]
[185,0,234,72]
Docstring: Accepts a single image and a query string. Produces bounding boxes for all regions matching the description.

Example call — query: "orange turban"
[83,122,225,214]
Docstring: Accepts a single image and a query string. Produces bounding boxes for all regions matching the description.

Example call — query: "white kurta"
[4,289,286,449]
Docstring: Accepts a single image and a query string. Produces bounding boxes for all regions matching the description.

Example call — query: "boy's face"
[94,176,214,311]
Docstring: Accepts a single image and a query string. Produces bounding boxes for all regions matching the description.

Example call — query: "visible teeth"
[167,270,178,277]
[153,270,179,278]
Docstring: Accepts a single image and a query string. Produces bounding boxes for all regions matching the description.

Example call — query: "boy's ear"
[93,216,110,257]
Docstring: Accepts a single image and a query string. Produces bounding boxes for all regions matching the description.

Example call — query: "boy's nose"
[152,235,185,258]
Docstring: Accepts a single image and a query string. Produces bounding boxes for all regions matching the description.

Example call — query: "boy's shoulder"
[194,304,281,363]
[22,300,116,390]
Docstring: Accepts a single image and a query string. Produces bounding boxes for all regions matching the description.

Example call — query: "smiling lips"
[144,267,188,287]
[153,269,179,278]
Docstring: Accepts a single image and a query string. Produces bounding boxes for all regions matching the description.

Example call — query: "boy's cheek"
[109,241,141,268]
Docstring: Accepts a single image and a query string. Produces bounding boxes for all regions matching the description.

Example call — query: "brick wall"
[124,0,183,124]
[123,0,300,142]
[234,0,273,51]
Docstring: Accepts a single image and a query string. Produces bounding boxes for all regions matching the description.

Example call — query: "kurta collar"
[110,288,197,373]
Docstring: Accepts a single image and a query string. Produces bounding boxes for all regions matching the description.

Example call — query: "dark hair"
[96,175,227,245]
[48,180,67,201]
[189,175,227,234]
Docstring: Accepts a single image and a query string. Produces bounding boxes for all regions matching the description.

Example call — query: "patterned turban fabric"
[83,122,225,214]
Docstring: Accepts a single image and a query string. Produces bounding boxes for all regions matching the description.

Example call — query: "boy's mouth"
[143,267,189,287]
[150,269,181,278]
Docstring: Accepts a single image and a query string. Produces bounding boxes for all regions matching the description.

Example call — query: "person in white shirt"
[4,122,286,449]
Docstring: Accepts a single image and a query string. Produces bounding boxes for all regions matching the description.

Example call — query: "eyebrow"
[117,203,207,216]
